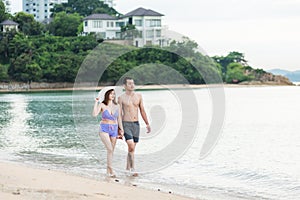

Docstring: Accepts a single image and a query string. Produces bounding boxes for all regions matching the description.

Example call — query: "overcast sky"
[10,0,300,71]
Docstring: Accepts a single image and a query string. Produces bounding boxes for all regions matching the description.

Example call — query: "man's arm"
[139,94,151,133]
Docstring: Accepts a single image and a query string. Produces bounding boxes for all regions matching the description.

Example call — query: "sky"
[9,0,300,71]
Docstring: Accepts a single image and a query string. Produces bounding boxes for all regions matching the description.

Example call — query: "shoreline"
[0,83,296,93]
[0,161,195,200]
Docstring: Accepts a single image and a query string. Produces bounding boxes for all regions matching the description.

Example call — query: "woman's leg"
[110,137,117,150]
[99,132,114,175]
[109,137,117,174]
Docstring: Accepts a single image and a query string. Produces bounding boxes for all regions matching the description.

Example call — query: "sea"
[0,85,299,200]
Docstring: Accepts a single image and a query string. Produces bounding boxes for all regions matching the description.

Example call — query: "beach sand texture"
[0,162,194,200]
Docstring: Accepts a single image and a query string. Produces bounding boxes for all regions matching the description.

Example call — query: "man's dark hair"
[123,77,133,85]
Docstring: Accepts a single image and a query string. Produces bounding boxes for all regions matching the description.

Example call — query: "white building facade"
[1,0,11,13]
[127,15,163,47]
[83,14,121,39]
[83,7,168,47]
[22,0,68,22]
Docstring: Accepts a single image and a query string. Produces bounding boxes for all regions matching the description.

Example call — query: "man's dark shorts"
[123,121,140,143]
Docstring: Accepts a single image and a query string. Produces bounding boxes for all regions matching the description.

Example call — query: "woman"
[93,89,124,177]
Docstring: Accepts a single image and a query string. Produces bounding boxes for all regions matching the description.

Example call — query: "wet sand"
[0,161,195,200]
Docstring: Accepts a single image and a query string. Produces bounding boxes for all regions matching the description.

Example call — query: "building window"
[45,10,48,12]
[136,31,143,38]
[84,21,88,27]
[45,16,48,19]
[146,19,161,27]
[156,30,161,37]
[93,20,102,28]
[107,21,110,27]
[98,32,106,38]
[116,22,125,27]
[111,22,114,27]
[116,32,121,39]
[45,4,47,6]
[134,19,142,26]
[146,30,154,38]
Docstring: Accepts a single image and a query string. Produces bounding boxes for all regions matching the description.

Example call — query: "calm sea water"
[0,86,300,200]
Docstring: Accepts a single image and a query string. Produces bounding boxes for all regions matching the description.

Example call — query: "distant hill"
[268,69,300,82]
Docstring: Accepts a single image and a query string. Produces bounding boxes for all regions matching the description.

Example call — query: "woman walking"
[93,89,124,177]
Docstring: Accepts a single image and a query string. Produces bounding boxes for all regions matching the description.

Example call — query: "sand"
[0,161,195,200]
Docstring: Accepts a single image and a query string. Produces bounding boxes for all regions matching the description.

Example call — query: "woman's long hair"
[102,89,117,105]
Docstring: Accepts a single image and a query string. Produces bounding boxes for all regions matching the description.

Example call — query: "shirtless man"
[118,77,151,176]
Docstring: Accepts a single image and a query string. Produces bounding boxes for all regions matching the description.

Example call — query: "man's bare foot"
[132,172,138,177]
[129,168,138,177]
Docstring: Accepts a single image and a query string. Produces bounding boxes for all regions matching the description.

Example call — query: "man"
[118,77,151,176]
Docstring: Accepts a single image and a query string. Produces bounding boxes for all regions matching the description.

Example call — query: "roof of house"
[83,14,117,20]
[0,19,19,25]
[122,7,164,18]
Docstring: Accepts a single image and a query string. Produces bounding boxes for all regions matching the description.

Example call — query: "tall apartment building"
[22,0,68,22]
[1,0,11,13]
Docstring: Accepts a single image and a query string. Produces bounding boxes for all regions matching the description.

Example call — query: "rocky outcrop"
[240,72,294,85]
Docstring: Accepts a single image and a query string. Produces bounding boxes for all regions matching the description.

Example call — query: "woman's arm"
[92,98,101,117]
[117,97,124,138]
[117,103,124,135]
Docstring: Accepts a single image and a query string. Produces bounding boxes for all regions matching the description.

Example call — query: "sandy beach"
[0,161,195,200]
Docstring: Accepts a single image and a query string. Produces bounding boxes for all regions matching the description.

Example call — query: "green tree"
[0,1,6,22]
[0,63,9,81]
[166,38,199,57]
[0,30,17,63]
[8,32,34,58]
[13,12,44,35]
[120,24,139,39]
[213,51,248,79]
[48,12,82,36]
[51,0,119,17]
[225,63,249,83]
[9,54,42,82]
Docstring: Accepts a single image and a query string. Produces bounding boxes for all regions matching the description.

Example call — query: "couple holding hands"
[92,77,151,177]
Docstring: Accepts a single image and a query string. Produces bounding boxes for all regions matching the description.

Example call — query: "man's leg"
[126,139,136,173]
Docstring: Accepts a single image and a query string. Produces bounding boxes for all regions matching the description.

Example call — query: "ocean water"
[0,86,300,200]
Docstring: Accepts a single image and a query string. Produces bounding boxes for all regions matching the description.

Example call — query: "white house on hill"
[0,19,19,32]
[83,7,169,47]
[83,14,120,39]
